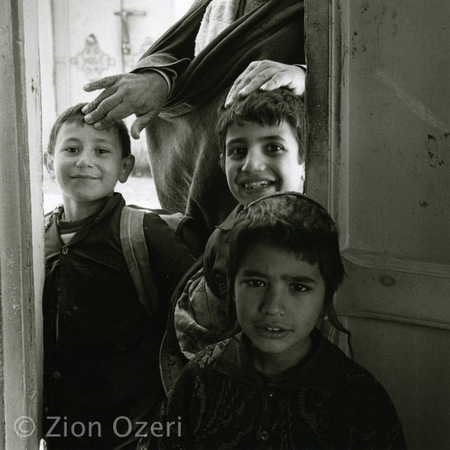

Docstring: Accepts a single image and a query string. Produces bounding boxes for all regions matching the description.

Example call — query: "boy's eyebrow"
[238,269,317,284]
[58,137,82,143]
[58,136,114,144]
[239,269,266,277]
[285,275,317,284]
[226,135,287,146]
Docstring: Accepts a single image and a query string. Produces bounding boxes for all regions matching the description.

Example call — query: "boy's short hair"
[47,103,131,158]
[217,88,306,163]
[227,192,346,333]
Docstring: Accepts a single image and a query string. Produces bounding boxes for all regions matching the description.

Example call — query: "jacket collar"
[46,193,125,247]
[212,330,353,390]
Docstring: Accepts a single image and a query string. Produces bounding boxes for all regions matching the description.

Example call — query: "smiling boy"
[43,104,195,449]
[223,118,304,206]
[45,118,134,221]
[146,193,406,449]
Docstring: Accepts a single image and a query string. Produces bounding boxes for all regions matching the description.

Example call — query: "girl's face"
[234,242,325,376]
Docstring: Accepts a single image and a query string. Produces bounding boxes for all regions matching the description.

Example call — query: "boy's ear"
[119,155,135,183]
[219,153,225,173]
[44,153,56,179]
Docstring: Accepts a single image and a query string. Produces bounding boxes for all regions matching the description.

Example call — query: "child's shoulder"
[218,203,245,231]
[177,337,238,382]
[121,204,182,243]
[44,204,64,232]
[316,335,396,405]
[309,332,375,386]
[204,203,244,252]
[190,337,234,367]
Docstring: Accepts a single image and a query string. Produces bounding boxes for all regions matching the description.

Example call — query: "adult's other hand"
[82,71,169,139]
[225,60,306,107]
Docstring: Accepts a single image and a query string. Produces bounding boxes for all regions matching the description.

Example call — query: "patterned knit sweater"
[142,330,407,449]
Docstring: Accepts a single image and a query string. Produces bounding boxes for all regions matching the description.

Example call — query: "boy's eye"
[64,147,78,153]
[266,144,283,153]
[227,146,246,157]
[291,282,310,293]
[96,148,110,154]
[245,279,265,288]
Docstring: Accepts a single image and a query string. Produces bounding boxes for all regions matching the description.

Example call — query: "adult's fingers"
[83,75,119,93]
[235,67,276,97]
[130,111,157,139]
[224,61,273,107]
[260,67,306,96]
[83,92,125,126]
[82,75,121,115]
[225,62,306,106]
[224,66,255,107]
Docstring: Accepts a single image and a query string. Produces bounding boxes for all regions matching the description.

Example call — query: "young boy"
[43,104,196,449]
[144,193,407,449]
[161,88,306,390]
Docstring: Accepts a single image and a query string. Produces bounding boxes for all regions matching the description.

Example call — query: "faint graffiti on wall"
[128,36,154,70]
[70,34,116,81]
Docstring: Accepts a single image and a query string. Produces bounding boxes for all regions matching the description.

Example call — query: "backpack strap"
[120,205,160,317]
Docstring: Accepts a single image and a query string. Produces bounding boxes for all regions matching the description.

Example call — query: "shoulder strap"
[120,205,160,317]
[120,206,188,317]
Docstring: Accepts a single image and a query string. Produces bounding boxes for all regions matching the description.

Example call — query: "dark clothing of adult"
[43,193,195,449]
[145,330,407,449]
[134,0,305,239]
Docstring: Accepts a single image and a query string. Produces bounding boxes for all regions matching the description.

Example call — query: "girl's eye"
[64,147,78,153]
[245,279,265,288]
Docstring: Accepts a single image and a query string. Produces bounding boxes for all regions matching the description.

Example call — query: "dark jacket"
[43,193,195,449]
[134,0,305,238]
[147,330,407,450]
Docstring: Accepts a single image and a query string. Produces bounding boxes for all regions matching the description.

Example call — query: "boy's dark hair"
[217,88,306,164]
[47,103,131,158]
[227,192,349,337]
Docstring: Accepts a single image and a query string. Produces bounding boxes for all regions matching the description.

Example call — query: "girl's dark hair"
[227,192,350,339]
[217,88,306,164]
[47,103,131,158]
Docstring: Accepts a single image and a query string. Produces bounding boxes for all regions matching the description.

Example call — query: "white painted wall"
[41,1,195,211]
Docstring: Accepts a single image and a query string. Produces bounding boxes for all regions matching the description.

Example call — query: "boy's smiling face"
[224,120,304,206]
[234,242,325,376]
[45,122,134,219]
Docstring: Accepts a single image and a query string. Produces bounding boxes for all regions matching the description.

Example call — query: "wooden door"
[306,1,450,448]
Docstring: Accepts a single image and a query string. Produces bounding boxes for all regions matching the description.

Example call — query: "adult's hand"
[82,71,169,139]
[224,60,306,107]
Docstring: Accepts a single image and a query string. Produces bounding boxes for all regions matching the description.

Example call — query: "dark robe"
[134,0,305,238]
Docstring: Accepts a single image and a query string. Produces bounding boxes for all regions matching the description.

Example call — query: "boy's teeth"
[266,327,281,332]
[244,181,271,189]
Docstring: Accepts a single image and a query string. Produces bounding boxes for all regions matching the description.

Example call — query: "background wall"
[39,0,194,211]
